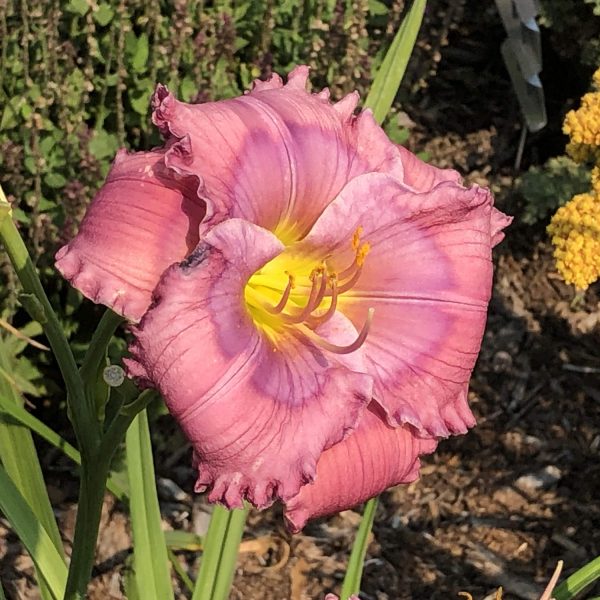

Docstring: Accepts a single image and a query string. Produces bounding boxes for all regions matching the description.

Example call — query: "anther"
[352,226,363,251]
[356,242,370,267]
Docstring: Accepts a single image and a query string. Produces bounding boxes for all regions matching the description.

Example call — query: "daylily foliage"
[56,66,510,530]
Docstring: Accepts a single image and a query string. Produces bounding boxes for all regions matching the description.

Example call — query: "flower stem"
[0,189,99,453]
[340,496,379,600]
[553,555,600,600]
[62,454,111,600]
[192,504,249,600]
[63,408,145,600]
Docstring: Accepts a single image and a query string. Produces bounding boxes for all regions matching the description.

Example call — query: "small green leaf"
[0,97,24,130]
[93,3,114,26]
[130,89,152,115]
[64,0,89,16]
[88,129,119,160]
[132,33,150,73]
[44,173,67,189]
[179,77,198,102]
[368,0,388,16]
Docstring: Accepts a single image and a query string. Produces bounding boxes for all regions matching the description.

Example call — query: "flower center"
[244,227,373,354]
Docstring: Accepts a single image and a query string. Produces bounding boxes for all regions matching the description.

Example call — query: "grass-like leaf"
[553,555,600,600]
[0,392,128,501]
[364,0,427,124]
[126,409,174,600]
[0,465,67,599]
[192,504,249,600]
[0,335,64,600]
[339,497,378,599]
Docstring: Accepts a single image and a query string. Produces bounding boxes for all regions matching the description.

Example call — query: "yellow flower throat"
[244,227,373,354]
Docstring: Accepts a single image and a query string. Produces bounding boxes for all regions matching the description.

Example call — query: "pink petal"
[292,172,511,437]
[285,403,437,532]
[55,149,205,321]
[126,219,373,508]
[395,144,462,191]
[150,68,407,238]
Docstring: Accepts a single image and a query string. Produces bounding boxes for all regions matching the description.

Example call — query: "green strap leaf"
[0,336,64,600]
[0,393,127,501]
[364,0,427,124]
[553,555,600,600]
[192,504,249,600]
[340,497,378,599]
[126,410,174,600]
[0,466,67,600]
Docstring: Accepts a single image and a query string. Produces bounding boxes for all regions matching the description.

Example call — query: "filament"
[307,278,338,328]
[264,273,295,314]
[300,308,374,354]
[281,271,324,324]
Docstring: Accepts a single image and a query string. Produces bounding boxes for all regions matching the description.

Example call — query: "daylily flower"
[56,66,510,530]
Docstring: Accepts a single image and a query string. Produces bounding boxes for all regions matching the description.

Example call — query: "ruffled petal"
[150,68,406,238]
[395,144,462,192]
[55,149,205,321]
[284,403,437,532]
[291,172,511,437]
[126,219,373,508]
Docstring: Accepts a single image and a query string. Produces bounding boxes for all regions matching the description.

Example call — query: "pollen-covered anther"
[335,233,370,293]
[356,242,370,267]
[351,226,364,251]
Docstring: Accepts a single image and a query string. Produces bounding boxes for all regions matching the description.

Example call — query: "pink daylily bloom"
[56,67,511,529]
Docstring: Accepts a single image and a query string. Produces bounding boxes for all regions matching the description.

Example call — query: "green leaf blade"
[0,466,67,600]
[364,0,427,124]
[126,410,174,600]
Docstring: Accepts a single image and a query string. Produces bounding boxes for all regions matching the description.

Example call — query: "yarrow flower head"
[56,66,510,530]
[547,192,600,290]
[564,67,600,163]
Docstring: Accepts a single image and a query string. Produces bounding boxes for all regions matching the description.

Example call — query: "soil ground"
[1,2,599,599]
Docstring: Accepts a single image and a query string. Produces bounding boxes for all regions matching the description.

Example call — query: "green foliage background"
[0,0,407,311]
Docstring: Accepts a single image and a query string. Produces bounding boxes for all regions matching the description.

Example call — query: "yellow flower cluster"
[547,192,600,289]
[564,68,600,163]
[549,67,600,290]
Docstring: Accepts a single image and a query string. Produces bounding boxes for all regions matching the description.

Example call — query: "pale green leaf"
[0,466,67,599]
[126,410,174,600]
[132,33,149,73]
[364,0,427,124]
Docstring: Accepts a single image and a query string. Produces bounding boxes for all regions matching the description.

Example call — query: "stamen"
[300,308,374,354]
[356,242,370,267]
[338,255,360,280]
[307,277,338,328]
[352,226,363,251]
[281,270,324,324]
[264,272,295,314]
[336,264,363,294]
[338,241,370,280]
[312,267,329,307]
